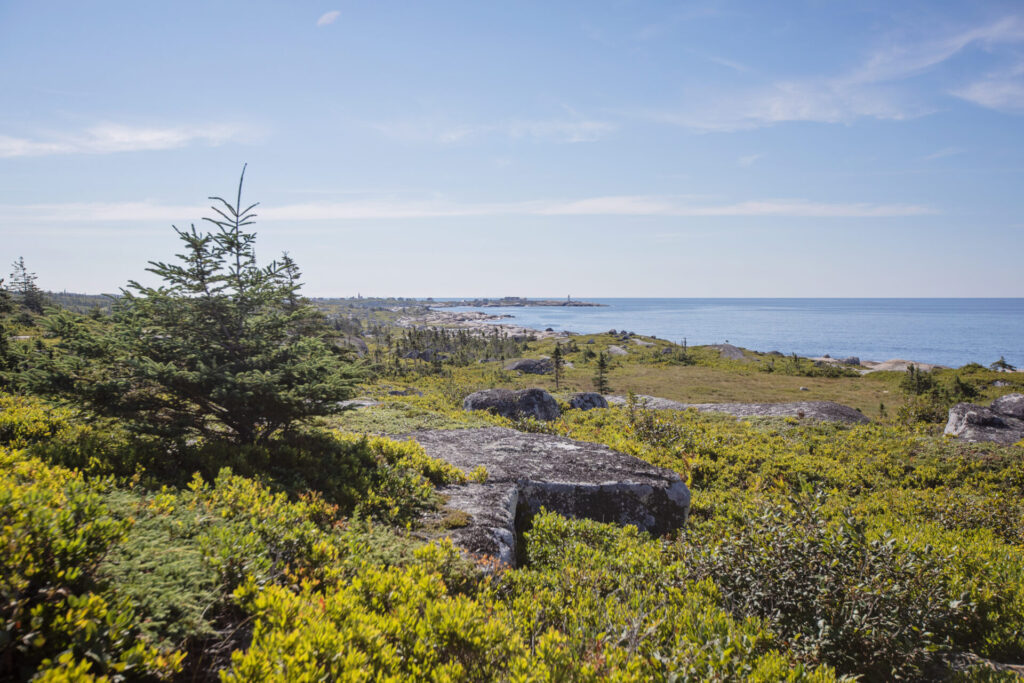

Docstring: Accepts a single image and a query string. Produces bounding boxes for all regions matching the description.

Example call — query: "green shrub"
[676,494,982,679]
[0,449,183,680]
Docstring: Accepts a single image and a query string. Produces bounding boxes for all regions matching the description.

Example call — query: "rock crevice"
[409,427,691,566]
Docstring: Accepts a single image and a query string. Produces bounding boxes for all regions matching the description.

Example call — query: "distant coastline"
[427,296,604,308]
[417,298,1024,369]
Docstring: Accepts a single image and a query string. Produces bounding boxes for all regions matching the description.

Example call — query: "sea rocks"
[944,394,1024,444]
[569,392,608,411]
[606,345,628,356]
[504,358,554,374]
[861,359,948,373]
[409,427,691,566]
[605,395,870,424]
[463,388,561,421]
[841,356,861,366]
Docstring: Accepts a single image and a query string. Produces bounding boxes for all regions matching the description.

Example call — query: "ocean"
[440,298,1024,369]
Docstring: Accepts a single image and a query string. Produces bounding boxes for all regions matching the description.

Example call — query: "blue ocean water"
[440,299,1024,369]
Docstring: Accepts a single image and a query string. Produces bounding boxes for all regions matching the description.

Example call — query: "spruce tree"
[41,168,360,445]
[593,351,610,395]
[9,257,46,314]
[990,356,1017,372]
[552,343,564,391]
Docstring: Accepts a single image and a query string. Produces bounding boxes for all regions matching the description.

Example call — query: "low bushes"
[0,449,183,680]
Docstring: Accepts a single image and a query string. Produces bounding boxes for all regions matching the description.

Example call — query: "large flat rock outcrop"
[606,395,869,424]
[409,427,690,566]
[945,393,1024,445]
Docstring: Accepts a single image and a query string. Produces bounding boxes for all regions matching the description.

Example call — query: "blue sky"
[1,0,1023,297]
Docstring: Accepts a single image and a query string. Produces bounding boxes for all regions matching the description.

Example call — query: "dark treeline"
[372,326,528,370]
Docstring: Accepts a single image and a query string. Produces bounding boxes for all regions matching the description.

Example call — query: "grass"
[323,400,499,435]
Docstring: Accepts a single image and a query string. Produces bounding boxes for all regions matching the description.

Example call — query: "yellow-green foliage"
[504,511,838,681]
[337,432,467,486]
[225,529,837,682]
[0,447,183,680]
[528,403,1024,674]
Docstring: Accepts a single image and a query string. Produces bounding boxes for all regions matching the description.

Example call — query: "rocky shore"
[393,309,1015,373]
[427,296,603,308]
[395,308,571,340]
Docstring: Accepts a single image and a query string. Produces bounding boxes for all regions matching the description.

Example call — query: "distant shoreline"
[398,307,1023,373]
[427,297,604,308]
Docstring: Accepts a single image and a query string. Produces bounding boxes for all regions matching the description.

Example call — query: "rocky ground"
[606,395,871,424]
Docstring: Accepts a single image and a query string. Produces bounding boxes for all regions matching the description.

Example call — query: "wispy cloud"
[0,123,254,158]
[652,15,1024,131]
[647,82,922,132]
[317,10,340,27]
[698,52,751,74]
[951,62,1024,112]
[372,118,615,144]
[737,154,761,167]
[0,195,936,225]
[847,16,1024,85]
[923,146,965,161]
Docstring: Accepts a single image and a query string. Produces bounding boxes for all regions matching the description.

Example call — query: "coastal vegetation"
[2,182,1023,681]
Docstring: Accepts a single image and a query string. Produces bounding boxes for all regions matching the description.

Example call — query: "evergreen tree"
[552,343,564,391]
[9,257,46,314]
[593,351,610,394]
[900,364,936,396]
[39,168,360,445]
[0,277,12,317]
[990,356,1017,372]
[0,278,12,378]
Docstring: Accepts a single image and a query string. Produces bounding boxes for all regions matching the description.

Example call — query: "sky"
[1,0,1023,298]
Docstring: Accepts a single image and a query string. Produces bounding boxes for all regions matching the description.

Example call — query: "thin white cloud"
[737,154,761,167]
[317,10,340,27]
[951,62,1024,112]
[372,118,615,144]
[923,146,965,161]
[0,195,936,224]
[648,81,923,132]
[652,15,1024,131]
[848,16,1024,85]
[697,52,751,74]
[0,123,253,158]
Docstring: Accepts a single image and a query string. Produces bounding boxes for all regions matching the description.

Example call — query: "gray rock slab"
[463,388,561,421]
[435,483,519,567]
[504,358,553,374]
[336,398,381,409]
[945,394,1024,444]
[992,393,1024,420]
[568,392,608,411]
[606,345,629,356]
[409,427,691,565]
[606,395,870,424]
[709,343,746,360]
